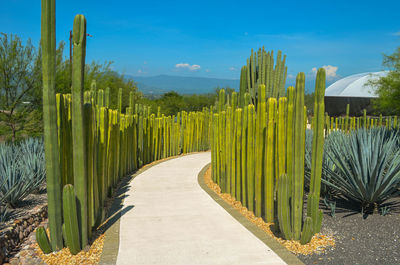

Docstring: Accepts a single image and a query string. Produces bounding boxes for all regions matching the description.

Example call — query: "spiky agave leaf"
[18,138,46,193]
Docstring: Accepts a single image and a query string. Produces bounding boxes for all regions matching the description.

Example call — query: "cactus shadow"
[92,174,135,240]
[320,196,400,219]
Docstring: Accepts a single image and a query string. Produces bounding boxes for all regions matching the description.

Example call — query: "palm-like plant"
[322,128,400,211]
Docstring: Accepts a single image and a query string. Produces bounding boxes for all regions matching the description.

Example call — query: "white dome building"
[324,71,387,116]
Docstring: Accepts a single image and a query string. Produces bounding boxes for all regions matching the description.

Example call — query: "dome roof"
[325,71,388,98]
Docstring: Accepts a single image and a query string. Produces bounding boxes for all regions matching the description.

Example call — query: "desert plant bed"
[298,196,400,265]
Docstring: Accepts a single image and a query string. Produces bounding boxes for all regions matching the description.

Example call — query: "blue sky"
[2,0,399,85]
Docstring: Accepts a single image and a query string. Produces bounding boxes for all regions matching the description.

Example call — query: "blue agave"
[319,128,400,211]
[0,138,45,208]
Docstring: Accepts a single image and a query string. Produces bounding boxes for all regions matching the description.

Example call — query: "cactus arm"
[36,227,53,254]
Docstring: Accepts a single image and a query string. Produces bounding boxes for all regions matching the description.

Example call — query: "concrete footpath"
[115,152,288,265]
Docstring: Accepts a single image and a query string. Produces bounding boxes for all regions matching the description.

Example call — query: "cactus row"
[211,70,327,244]
[38,8,212,255]
[323,109,399,134]
[239,47,287,107]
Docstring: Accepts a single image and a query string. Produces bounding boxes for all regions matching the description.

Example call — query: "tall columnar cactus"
[235,108,242,201]
[291,72,306,240]
[239,66,248,107]
[41,0,63,250]
[344,104,350,132]
[62,184,81,255]
[304,68,326,242]
[363,109,367,128]
[118,88,123,113]
[71,14,88,247]
[241,105,248,207]
[90,80,97,105]
[265,97,276,222]
[105,87,110,108]
[255,85,266,217]
[129,91,135,115]
[218,89,225,112]
[240,47,287,105]
[247,105,255,212]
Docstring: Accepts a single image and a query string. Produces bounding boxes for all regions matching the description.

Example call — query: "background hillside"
[129,75,239,95]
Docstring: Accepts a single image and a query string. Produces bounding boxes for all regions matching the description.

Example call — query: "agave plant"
[0,138,46,208]
[18,138,46,194]
[321,128,400,211]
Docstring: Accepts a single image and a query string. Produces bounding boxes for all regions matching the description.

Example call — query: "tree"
[368,47,400,114]
[0,33,41,141]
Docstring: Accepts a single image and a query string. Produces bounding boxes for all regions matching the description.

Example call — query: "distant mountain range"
[127,74,327,96]
[127,75,239,95]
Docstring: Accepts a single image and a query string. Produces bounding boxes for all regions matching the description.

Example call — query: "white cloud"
[138,69,143,73]
[175,63,201,71]
[143,61,148,64]
[229,67,238,71]
[312,65,338,79]
[393,31,400,36]
[287,74,296,79]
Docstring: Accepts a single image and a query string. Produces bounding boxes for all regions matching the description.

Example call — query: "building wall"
[324,96,373,116]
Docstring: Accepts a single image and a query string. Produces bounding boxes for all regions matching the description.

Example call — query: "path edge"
[99,152,204,265]
[197,163,304,265]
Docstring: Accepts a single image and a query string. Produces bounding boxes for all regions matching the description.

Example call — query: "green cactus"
[247,104,255,212]
[71,14,88,248]
[255,85,266,217]
[265,97,276,222]
[62,184,81,255]
[277,174,291,240]
[36,227,52,254]
[105,87,110,108]
[305,68,326,241]
[118,88,123,113]
[291,72,306,240]
[241,105,248,207]
[235,108,242,201]
[300,217,313,245]
[41,0,63,250]
[344,104,350,132]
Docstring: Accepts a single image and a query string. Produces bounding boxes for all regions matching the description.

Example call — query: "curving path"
[115,152,288,265]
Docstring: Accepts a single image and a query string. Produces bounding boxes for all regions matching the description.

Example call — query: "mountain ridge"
[127,74,321,96]
[127,74,239,95]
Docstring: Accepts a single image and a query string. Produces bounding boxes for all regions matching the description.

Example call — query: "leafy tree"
[0,33,142,141]
[368,47,400,114]
[0,33,41,141]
